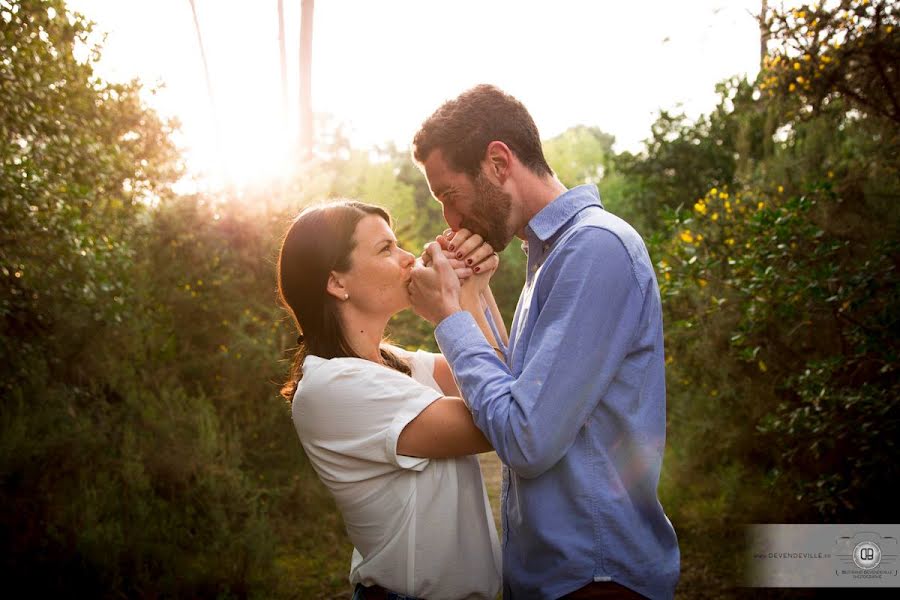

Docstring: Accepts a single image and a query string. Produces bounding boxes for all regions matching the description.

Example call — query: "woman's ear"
[326,272,348,301]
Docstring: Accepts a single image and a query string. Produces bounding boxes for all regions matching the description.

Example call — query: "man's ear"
[326,271,348,301]
[483,141,513,184]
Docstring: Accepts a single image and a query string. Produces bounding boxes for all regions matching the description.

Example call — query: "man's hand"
[408,243,467,325]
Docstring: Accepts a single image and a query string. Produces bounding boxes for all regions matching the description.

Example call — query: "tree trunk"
[299,0,315,161]
[759,0,769,67]
[278,0,288,134]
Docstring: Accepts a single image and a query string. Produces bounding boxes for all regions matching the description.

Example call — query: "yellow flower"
[726,238,735,246]
[698,278,708,287]
[758,201,765,210]
[694,201,707,215]
[710,187,718,196]
[665,272,671,281]
[822,55,831,63]
[797,76,805,84]
[711,212,719,221]
[778,185,784,193]
[793,62,801,70]
[680,230,695,244]
[719,191,729,199]
[725,200,732,213]
[758,360,767,373]
[789,83,797,92]
[696,233,704,242]
[827,170,834,178]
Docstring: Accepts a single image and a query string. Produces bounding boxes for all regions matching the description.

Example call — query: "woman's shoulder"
[382,344,434,372]
[296,355,377,397]
[383,345,440,390]
[294,352,433,406]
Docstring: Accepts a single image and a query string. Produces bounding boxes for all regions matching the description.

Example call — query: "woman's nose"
[400,249,416,267]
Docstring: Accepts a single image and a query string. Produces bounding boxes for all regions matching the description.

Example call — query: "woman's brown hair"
[277,199,410,402]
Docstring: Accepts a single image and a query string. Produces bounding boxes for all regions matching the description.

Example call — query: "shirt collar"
[525,184,603,242]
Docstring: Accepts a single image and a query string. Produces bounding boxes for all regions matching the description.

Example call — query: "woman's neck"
[339,308,390,364]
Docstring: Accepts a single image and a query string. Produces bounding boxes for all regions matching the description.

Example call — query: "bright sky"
[67,0,768,190]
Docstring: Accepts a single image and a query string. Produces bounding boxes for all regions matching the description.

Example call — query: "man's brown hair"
[412,84,552,178]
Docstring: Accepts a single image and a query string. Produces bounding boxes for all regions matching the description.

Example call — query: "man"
[407,85,680,599]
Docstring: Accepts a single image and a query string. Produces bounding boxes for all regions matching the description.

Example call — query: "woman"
[277,199,506,600]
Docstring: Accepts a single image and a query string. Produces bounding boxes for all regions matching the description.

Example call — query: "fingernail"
[456,252,462,259]
[449,244,454,251]
[474,266,480,273]
[466,258,472,265]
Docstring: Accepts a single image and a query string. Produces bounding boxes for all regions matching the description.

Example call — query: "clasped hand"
[407,229,499,325]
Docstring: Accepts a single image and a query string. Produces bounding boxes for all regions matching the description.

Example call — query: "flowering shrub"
[656,181,899,518]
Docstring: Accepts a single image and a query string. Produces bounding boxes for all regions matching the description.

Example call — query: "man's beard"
[464,172,514,251]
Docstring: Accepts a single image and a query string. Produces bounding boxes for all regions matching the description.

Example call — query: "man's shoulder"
[554,209,655,294]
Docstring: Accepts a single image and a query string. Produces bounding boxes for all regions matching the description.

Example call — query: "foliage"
[1,2,327,596]
[761,0,899,126]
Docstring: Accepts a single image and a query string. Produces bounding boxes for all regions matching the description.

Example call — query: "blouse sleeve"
[293,359,443,480]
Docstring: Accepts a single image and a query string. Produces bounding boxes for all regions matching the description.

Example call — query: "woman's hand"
[418,244,473,280]
[437,228,499,293]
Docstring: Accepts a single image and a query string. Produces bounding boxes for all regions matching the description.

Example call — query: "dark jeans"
[560,581,649,599]
[352,583,423,600]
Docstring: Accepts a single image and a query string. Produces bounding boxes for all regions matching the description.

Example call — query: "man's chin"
[464,224,511,253]
[482,229,514,253]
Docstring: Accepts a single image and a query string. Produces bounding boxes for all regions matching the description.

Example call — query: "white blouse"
[292,347,501,600]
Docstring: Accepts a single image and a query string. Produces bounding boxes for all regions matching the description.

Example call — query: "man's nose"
[443,207,462,231]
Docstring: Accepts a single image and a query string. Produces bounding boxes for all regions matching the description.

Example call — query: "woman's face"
[339,214,416,316]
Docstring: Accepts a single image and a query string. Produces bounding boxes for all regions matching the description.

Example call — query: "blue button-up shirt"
[435,185,680,599]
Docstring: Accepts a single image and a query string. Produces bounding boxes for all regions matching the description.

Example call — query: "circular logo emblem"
[853,541,882,570]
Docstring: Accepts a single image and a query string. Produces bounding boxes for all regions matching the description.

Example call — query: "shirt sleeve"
[294,359,443,478]
[434,226,646,479]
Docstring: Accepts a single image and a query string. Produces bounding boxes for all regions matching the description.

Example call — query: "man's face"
[422,148,514,251]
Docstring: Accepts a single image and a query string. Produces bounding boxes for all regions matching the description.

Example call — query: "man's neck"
[514,173,569,240]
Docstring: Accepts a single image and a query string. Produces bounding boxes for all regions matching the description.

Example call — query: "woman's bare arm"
[397,397,493,458]
[432,353,462,397]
